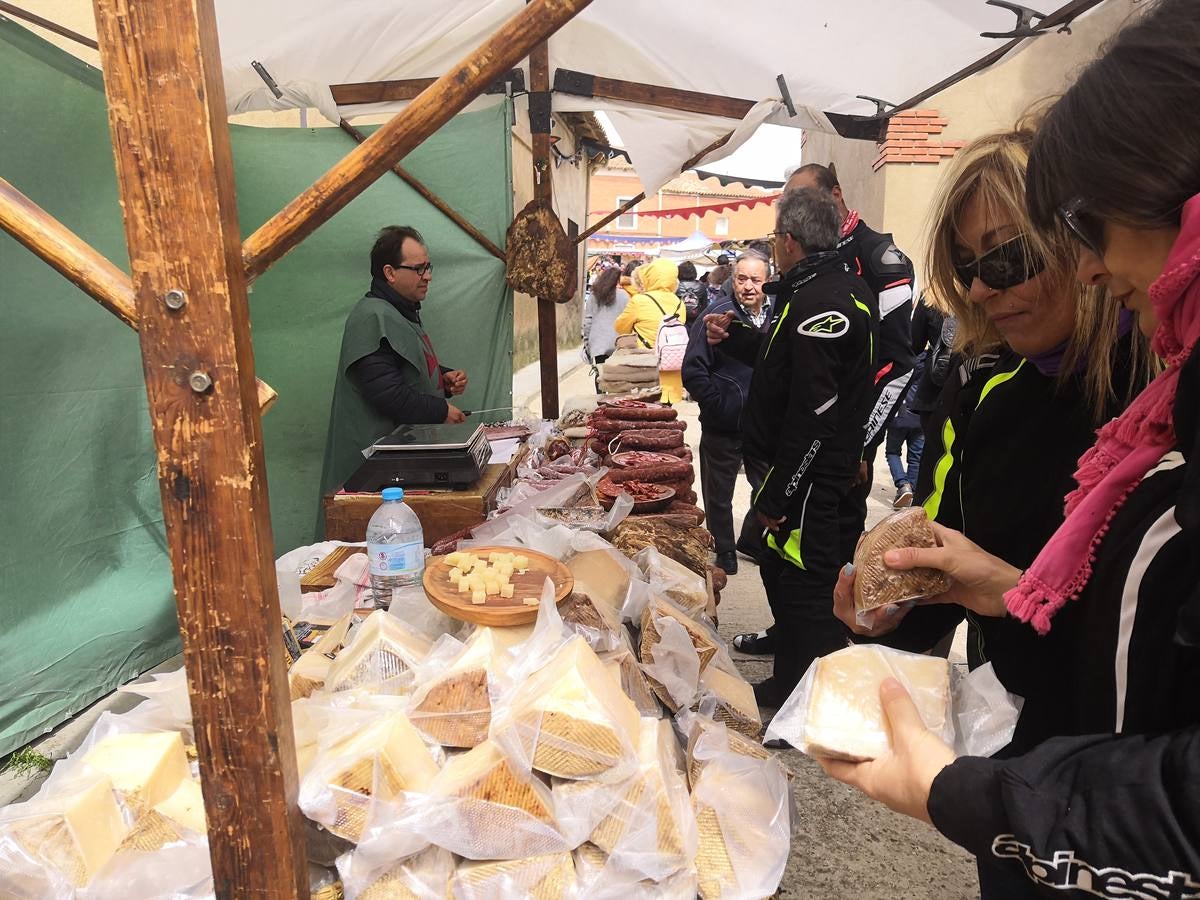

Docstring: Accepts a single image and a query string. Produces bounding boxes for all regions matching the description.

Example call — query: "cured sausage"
[599,403,678,422]
[612,429,685,450]
[590,416,687,433]
[606,461,694,485]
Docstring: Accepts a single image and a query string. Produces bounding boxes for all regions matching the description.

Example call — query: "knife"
[462,406,515,418]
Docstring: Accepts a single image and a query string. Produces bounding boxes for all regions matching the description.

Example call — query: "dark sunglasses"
[1057,196,1105,256]
[953,235,1046,291]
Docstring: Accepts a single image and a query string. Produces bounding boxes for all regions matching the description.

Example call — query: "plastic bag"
[386,583,460,642]
[573,843,698,900]
[115,669,194,740]
[764,644,954,762]
[323,609,433,696]
[633,547,709,619]
[598,641,662,719]
[853,508,952,620]
[450,852,579,900]
[679,713,772,791]
[690,748,790,900]
[338,845,453,900]
[952,662,1023,758]
[558,591,624,654]
[490,635,641,784]
[639,617,702,712]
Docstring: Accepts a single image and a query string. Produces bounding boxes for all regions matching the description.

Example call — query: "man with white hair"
[708,188,878,707]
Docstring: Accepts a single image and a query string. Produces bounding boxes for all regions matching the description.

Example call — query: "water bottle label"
[367,540,424,576]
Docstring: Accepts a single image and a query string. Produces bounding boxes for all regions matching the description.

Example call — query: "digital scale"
[342,422,493,492]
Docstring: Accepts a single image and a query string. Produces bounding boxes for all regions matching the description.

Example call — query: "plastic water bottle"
[366,487,425,603]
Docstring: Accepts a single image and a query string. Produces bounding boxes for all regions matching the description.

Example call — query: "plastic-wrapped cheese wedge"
[302,711,439,843]
[3,776,127,888]
[587,718,694,882]
[407,625,531,748]
[82,731,189,813]
[599,646,661,718]
[326,610,433,695]
[288,649,333,701]
[684,716,770,791]
[573,842,698,900]
[425,740,559,859]
[565,549,631,612]
[770,644,951,762]
[639,596,718,672]
[154,777,206,834]
[451,852,576,900]
[696,665,763,740]
[494,636,640,780]
[348,845,455,900]
[558,591,623,652]
[691,750,790,900]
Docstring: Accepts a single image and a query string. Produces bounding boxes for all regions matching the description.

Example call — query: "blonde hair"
[924,126,1149,422]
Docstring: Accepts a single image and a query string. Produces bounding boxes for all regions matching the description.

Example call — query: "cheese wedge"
[684,716,770,790]
[573,842,698,899]
[639,597,718,671]
[326,610,433,695]
[8,777,127,887]
[498,636,639,779]
[408,625,531,748]
[698,665,762,740]
[427,741,557,858]
[83,731,189,813]
[600,648,660,718]
[154,777,206,834]
[644,552,709,617]
[566,550,631,612]
[588,719,688,871]
[559,592,622,651]
[452,852,575,900]
[288,648,333,700]
[358,846,455,900]
[315,712,439,842]
[805,644,950,762]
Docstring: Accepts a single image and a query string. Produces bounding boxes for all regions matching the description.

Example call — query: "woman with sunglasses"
[834,128,1151,753]
[821,2,1200,895]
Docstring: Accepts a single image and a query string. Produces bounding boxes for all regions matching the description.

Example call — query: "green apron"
[319,293,445,499]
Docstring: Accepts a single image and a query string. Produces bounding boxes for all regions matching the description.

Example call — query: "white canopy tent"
[214,0,1105,195]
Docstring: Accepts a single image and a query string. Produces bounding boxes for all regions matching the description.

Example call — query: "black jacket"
[928,348,1200,898]
[723,252,878,520]
[680,295,770,433]
[838,218,916,449]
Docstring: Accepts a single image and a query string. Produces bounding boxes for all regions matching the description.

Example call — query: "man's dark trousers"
[699,429,762,557]
[758,479,852,693]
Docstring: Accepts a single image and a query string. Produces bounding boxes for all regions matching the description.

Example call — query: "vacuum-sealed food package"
[852,507,951,614]
[325,610,433,695]
[450,851,577,900]
[765,644,952,762]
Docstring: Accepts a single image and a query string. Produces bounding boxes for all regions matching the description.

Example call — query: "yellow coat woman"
[613,258,687,403]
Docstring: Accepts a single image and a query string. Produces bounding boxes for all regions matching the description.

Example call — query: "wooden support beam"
[329,70,522,107]
[0,1,99,49]
[576,131,734,244]
[0,176,278,412]
[336,119,505,261]
[554,68,755,121]
[242,0,594,283]
[529,35,560,421]
[91,0,306,895]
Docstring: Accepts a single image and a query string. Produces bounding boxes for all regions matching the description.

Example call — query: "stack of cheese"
[0,730,204,891]
[598,347,661,394]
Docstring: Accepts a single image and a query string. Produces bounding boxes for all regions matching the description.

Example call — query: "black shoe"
[715,551,738,575]
[752,677,789,710]
[732,629,776,655]
[735,539,762,564]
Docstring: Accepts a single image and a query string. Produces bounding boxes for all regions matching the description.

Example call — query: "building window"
[615,196,638,230]
[715,216,730,236]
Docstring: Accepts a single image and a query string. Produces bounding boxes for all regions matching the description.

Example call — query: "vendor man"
[320,225,468,494]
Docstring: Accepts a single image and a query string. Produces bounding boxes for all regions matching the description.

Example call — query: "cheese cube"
[500,584,515,600]
[83,731,189,812]
[154,778,206,834]
[458,579,471,594]
[445,552,464,568]
[448,567,464,582]
[804,645,950,762]
[471,591,487,605]
[513,555,530,569]
[8,777,127,887]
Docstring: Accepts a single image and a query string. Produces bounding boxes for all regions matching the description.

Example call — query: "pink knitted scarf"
[1006,193,1200,634]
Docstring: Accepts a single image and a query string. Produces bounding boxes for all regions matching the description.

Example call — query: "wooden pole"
[0,1,99,49]
[576,132,734,245]
[0,176,278,412]
[242,0,594,283]
[337,119,506,261]
[91,0,306,895]
[528,35,560,420]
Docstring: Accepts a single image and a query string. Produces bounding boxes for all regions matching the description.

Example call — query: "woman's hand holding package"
[816,678,956,824]
[884,522,1019,618]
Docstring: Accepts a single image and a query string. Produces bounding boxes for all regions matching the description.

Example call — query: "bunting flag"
[589,192,781,221]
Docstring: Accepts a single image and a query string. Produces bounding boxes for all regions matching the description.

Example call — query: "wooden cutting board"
[422,545,573,626]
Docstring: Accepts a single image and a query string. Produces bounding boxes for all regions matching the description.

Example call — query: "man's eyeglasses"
[1057,196,1105,257]
[953,235,1046,291]
[392,262,434,277]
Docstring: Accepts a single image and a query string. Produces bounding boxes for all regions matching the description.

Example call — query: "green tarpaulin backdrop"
[0,17,514,756]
